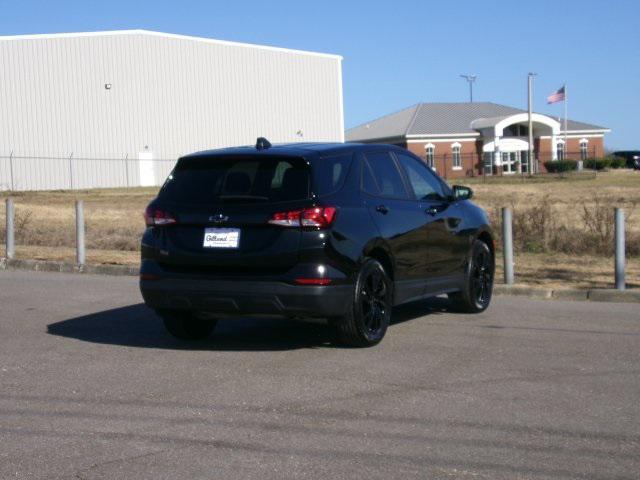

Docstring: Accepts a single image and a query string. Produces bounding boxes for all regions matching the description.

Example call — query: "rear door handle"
[376,205,389,215]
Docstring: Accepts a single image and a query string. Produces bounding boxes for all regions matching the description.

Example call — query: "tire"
[449,240,494,313]
[334,259,393,347]
[156,309,218,341]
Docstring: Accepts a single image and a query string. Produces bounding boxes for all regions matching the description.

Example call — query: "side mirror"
[452,185,473,201]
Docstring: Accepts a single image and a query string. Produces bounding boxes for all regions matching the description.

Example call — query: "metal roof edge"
[0,29,343,60]
[405,133,481,138]
[561,128,611,134]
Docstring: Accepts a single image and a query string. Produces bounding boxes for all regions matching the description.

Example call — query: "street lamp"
[460,74,478,102]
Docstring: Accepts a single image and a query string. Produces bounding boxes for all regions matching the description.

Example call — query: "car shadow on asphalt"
[46,298,450,351]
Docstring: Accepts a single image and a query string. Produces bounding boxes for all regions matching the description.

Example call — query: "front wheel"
[334,259,393,347]
[448,240,494,313]
[156,309,218,340]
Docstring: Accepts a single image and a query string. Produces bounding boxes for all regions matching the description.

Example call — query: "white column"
[517,150,522,174]
[494,136,502,170]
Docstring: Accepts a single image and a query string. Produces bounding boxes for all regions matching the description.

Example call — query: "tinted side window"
[395,153,446,201]
[312,153,353,196]
[362,159,380,196]
[363,152,408,198]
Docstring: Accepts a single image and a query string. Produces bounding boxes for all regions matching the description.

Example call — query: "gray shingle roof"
[346,102,608,141]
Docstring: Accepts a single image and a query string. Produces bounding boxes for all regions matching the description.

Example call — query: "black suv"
[140,140,494,347]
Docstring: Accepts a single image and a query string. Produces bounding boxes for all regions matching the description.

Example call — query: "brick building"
[346,103,609,178]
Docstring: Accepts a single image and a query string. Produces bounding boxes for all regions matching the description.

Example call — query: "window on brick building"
[452,144,462,169]
[425,144,435,169]
[580,139,589,161]
[557,141,565,161]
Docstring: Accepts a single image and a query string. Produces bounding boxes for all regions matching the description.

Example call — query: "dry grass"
[495,252,640,290]
[1,171,639,290]
[13,245,139,265]
[466,169,640,231]
[0,188,155,252]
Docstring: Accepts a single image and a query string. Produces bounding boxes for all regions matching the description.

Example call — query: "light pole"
[527,72,537,174]
[460,74,478,102]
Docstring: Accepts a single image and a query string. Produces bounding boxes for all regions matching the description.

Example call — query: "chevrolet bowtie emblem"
[209,214,229,223]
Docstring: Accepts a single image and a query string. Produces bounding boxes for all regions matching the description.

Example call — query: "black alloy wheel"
[334,259,392,347]
[360,266,389,337]
[449,240,494,313]
[470,243,493,307]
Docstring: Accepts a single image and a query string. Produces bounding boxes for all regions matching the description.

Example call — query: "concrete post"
[5,198,15,260]
[76,200,85,266]
[502,207,514,285]
[615,208,625,291]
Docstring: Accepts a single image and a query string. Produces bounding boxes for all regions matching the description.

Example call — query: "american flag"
[547,86,566,104]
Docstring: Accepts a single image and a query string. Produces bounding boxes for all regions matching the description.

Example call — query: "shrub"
[607,156,627,169]
[544,159,578,173]
[584,158,611,170]
[490,195,639,257]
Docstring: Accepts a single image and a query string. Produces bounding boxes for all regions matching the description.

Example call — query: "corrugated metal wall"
[0,31,343,190]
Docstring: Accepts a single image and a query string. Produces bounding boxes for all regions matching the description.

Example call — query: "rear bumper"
[140,277,352,318]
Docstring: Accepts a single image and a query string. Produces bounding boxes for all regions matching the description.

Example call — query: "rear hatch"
[151,154,314,273]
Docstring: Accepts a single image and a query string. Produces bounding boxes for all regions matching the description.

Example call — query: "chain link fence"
[0,146,620,191]
[418,147,604,180]
[0,154,178,191]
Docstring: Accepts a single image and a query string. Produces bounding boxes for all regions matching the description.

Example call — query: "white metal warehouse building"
[0,30,344,191]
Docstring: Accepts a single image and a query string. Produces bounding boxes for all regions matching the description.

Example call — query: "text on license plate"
[203,228,240,248]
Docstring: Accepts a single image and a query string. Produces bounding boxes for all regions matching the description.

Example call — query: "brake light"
[269,206,337,228]
[144,206,177,226]
[140,273,161,281]
[294,278,332,285]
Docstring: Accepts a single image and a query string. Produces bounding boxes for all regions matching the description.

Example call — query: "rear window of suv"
[160,152,354,204]
[159,155,310,204]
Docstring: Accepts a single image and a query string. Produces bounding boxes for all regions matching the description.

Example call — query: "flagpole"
[528,73,536,175]
[564,84,568,158]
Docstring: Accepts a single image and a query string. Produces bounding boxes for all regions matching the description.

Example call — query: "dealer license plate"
[203,228,240,249]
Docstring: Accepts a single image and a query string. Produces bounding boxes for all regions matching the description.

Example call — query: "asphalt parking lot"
[1,270,639,480]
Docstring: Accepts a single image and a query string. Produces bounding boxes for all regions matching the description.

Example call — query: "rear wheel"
[449,240,494,313]
[334,259,392,347]
[156,309,218,340]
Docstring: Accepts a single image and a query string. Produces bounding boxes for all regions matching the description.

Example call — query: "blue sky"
[1,0,639,149]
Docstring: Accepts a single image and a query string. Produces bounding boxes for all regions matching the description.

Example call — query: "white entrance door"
[138,151,155,187]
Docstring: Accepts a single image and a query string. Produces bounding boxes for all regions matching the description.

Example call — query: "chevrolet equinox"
[140,139,495,347]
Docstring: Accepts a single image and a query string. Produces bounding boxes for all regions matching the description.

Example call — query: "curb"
[494,284,640,304]
[1,257,639,304]
[588,289,640,303]
[0,258,138,277]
